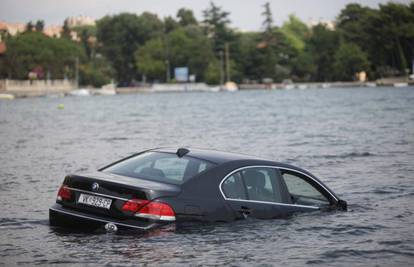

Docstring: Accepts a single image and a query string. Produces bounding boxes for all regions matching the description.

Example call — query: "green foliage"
[262,2,274,39]
[204,59,220,84]
[304,24,340,81]
[135,26,215,83]
[203,2,234,52]
[25,22,34,32]
[79,57,114,87]
[280,15,309,52]
[337,2,414,77]
[35,20,45,32]
[61,19,72,39]
[333,43,369,81]
[96,12,164,84]
[164,16,179,34]
[3,32,85,79]
[135,38,166,81]
[177,8,198,26]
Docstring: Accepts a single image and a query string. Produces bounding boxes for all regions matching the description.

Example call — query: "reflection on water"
[0,87,413,266]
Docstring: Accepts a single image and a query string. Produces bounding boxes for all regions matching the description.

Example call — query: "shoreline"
[0,79,413,99]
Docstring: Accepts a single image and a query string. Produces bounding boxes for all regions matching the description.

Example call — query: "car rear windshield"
[102,152,216,185]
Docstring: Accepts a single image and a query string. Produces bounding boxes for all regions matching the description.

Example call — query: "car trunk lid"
[58,171,181,220]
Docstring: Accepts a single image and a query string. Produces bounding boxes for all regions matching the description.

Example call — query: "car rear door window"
[222,167,288,203]
[282,171,330,206]
[241,167,282,203]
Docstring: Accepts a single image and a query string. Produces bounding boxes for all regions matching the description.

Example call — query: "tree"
[304,24,340,81]
[202,2,233,52]
[280,15,309,52]
[164,16,179,34]
[204,58,220,84]
[79,57,114,87]
[262,2,273,42]
[134,26,215,83]
[333,43,369,81]
[96,12,164,84]
[135,38,166,81]
[35,20,45,32]
[71,25,97,59]
[3,32,85,79]
[376,2,414,74]
[291,52,316,81]
[61,19,72,39]
[177,8,197,26]
[337,2,414,77]
[25,21,34,32]
[336,3,375,50]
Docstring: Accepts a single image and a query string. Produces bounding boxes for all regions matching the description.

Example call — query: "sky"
[0,0,411,31]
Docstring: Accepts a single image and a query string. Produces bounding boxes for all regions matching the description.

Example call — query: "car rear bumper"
[49,203,159,230]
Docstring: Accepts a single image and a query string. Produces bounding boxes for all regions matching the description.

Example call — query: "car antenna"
[176,148,190,158]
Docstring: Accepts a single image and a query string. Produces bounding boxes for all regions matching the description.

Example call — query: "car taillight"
[57,185,72,201]
[121,199,176,221]
[121,199,149,213]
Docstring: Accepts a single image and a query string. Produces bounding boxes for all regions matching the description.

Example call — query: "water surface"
[0,87,413,266]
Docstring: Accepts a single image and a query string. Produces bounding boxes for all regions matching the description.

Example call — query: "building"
[66,16,96,27]
[0,21,25,36]
[43,25,63,38]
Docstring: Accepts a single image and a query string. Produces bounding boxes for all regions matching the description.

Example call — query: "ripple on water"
[0,88,414,266]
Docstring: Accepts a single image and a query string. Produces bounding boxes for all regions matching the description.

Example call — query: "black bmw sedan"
[49,148,347,231]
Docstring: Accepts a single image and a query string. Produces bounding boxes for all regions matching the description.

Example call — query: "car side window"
[222,173,247,200]
[241,167,282,202]
[282,171,330,206]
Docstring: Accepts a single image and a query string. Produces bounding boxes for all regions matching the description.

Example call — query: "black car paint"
[49,148,346,231]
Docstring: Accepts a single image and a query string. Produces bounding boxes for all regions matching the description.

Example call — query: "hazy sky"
[0,0,411,30]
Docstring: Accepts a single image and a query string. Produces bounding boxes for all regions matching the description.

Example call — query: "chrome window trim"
[225,198,319,210]
[219,165,337,209]
[50,207,155,230]
[67,187,129,201]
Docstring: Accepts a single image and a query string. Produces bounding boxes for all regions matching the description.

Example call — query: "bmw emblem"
[91,182,99,191]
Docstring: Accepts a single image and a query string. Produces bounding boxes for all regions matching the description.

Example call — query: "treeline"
[0,2,413,86]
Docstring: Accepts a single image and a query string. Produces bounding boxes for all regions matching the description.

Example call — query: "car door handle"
[239,206,251,215]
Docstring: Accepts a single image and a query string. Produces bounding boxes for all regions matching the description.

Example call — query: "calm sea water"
[0,87,413,266]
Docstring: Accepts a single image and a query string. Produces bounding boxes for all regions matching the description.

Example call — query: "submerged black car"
[49,148,347,231]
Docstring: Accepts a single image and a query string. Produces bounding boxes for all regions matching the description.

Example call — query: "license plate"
[78,193,112,209]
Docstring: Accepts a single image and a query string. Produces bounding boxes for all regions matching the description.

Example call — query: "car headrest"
[243,170,265,189]
[139,167,166,178]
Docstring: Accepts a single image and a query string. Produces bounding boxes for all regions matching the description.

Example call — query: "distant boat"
[209,86,220,92]
[366,82,377,87]
[222,81,238,92]
[394,82,408,88]
[68,89,91,96]
[284,84,295,90]
[91,88,116,96]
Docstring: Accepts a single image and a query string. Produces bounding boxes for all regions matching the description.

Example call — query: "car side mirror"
[337,199,347,211]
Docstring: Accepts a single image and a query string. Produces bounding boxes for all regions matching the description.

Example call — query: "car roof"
[150,147,267,164]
